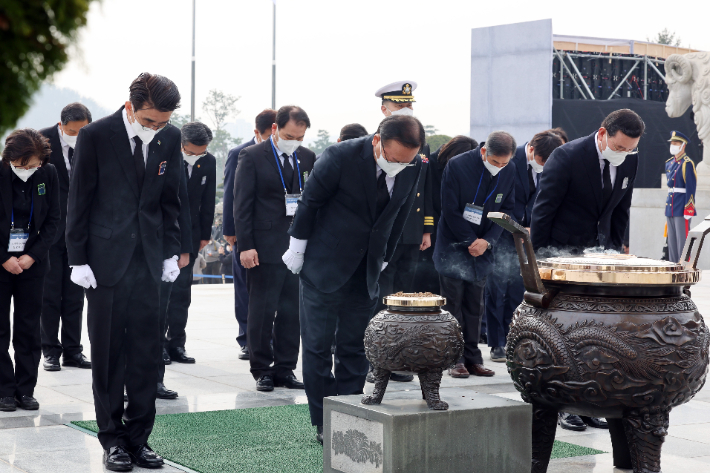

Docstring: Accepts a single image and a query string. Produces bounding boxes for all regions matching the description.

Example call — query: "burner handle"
[681,215,710,271]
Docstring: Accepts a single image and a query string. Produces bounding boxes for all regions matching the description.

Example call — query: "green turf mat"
[72,404,603,472]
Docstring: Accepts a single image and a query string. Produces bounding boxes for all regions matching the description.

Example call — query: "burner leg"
[608,418,632,469]
[418,370,448,410]
[622,408,669,473]
[361,367,390,405]
[531,404,557,473]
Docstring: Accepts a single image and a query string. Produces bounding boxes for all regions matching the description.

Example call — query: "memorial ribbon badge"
[37,183,46,196]
[495,193,503,203]
[303,171,309,183]
[622,177,629,189]
[158,161,167,175]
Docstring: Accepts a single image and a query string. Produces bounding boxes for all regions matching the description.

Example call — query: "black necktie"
[602,159,613,208]
[184,160,190,182]
[133,136,145,191]
[282,154,293,193]
[375,171,390,220]
[68,147,74,167]
[527,165,536,199]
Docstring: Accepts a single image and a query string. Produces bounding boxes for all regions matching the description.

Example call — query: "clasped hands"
[2,255,35,275]
[468,238,489,257]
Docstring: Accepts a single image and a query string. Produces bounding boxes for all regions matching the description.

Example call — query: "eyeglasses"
[380,141,416,166]
[134,109,169,131]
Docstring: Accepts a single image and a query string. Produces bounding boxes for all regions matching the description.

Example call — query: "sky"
[50,0,709,143]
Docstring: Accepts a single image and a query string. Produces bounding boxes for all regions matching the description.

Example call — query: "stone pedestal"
[323,388,531,473]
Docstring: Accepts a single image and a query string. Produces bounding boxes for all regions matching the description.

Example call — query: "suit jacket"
[39,125,71,246]
[531,132,637,252]
[288,135,422,299]
[0,163,61,280]
[234,140,316,265]
[223,138,256,237]
[398,144,435,245]
[65,107,182,286]
[428,146,443,222]
[511,144,541,228]
[184,152,216,255]
[433,145,516,282]
[177,164,193,255]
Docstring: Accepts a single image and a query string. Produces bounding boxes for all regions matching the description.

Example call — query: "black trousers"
[40,239,85,358]
[203,261,220,284]
[412,239,441,295]
[0,274,44,398]
[86,244,160,450]
[165,254,195,350]
[375,243,419,314]
[157,280,172,384]
[232,251,249,348]
[246,263,300,379]
[300,258,377,426]
[439,274,486,366]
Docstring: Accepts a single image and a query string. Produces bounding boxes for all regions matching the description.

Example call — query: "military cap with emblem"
[668,130,690,144]
[375,80,417,102]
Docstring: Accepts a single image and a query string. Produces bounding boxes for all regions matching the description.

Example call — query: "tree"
[169,113,192,130]
[0,1,98,136]
[426,134,452,152]
[647,28,681,46]
[424,125,438,137]
[309,129,335,155]
[202,89,242,182]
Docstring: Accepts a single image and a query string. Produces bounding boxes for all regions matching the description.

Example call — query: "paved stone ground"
[0,279,708,472]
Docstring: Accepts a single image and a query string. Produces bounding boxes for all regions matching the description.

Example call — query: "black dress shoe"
[62,353,91,369]
[238,346,249,360]
[274,374,305,389]
[43,355,61,371]
[558,412,587,431]
[162,348,172,365]
[129,444,163,469]
[256,375,274,392]
[104,445,133,471]
[316,425,323,445]
[389,372,414,382]
[479,333,488,344]
[580,416,609,429]
[0,396,16,412]
[490,346,506,362]
[169,347,195,364]
[15,395,39,410]
[156,382,178,400]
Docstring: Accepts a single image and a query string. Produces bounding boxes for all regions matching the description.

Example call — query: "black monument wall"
[552,98,702,188]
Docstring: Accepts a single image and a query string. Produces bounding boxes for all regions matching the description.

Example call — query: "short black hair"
[529,131,564,163]
[129,72,181,112]
[339,123,368,141]
[181,122,213,147]
[376,115,425,150]
[61,102,92,125]
[601,109,645,138]
[275,105,310,129]
[438,135,478,170]
[549,127,568,143]
[255,109,277,134]
[2,128,51,167]
[485,131,517,157]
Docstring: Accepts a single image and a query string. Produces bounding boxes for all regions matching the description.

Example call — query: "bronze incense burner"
[488,212,710,473]
[362,292,464,410]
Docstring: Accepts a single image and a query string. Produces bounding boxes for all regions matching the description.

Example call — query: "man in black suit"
[234,105,315,393]
[223,109,276,361]
[66,73,183,471]
[484,131,563,363]
[531,109,643,253]
[39,103,93,372]
[283,115,425,443]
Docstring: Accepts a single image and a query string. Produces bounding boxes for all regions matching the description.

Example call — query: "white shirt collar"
[57,124,70,149]
[122,108,138,140]
[594,132,605,162]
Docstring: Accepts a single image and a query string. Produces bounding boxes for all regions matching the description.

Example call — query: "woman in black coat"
[0,129,60,412]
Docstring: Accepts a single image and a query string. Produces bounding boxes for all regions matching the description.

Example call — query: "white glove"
[685,215,692,220]
[283,249,305,274]
[70,264,97,289]
[381,262,388,271]
[162,256,180,282]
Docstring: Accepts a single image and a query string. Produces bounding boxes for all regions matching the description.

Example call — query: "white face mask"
[601,133,630,166]
[129,107,159,144]
[670,144,683,156]
[528,148,544,174]
[182,152,205,166]
[376,141,413,178]
[61,128,78,148]
[274,130,301,156]
[483,156,504,177]
[387,106,414,117]
[10,163,39,182]
[255,132,264,144]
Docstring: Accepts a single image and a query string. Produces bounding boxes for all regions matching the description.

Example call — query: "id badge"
[463,203,484,225]
[285,194,301,217]
[8,228,29,252]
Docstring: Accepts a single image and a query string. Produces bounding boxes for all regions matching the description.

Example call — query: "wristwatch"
[486,241,492,250]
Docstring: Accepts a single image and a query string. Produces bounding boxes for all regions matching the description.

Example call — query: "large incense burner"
[362,292,464,410]
[488,213,710,473]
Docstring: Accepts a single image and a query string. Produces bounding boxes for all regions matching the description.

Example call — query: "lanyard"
[269,137,302,193]
[11,192,34,230]
[472,172,500,206]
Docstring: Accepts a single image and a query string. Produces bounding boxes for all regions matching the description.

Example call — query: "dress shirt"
[526,161,539,188]
[594,132,617,189]
[57,125,73,176]
[121,108,150,162]
[186,162,194,178]
[375,165,395,197]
